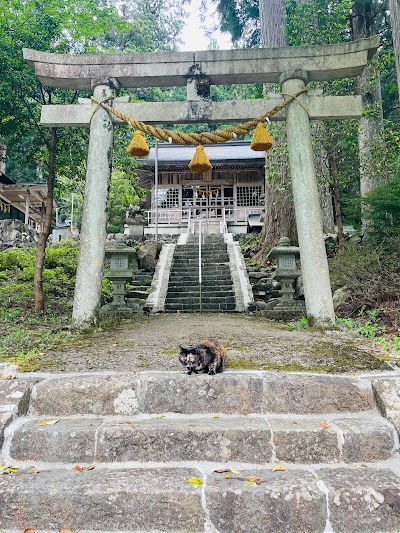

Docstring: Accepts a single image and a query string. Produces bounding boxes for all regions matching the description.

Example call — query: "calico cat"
[179,339,227,375]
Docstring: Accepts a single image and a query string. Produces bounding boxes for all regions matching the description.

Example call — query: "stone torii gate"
[24,36,379,329]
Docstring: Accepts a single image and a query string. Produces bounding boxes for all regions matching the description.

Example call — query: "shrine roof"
[137,140,265,168]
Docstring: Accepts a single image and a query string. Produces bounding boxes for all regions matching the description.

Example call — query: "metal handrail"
[187,208,191,234]
[198,219,202,312]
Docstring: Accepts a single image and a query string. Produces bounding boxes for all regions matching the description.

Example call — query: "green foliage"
[106,171,149,234]
[0,241,115,368]
[363,173,400,239]
[329,241,400,325]
[288,316,309,330]
[286,0,352,46]
[337,309,382,340]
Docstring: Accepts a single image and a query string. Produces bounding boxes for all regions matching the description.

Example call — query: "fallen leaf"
[40,419,59,426]
[59,529,79,533]
[243,480,257,486]
[187,477,203,484]
[74,465,94,473]
[229,468,241,474]
[248,476,260,482]
[272,465,287,472]
[212,415,220,419]
[214,468,230,473]
[319,422,331,429]
[0,465,7,470]
[320,337,327,342]
[292,420,300,425]
[1,466,19,475]
[117,421,137,428]
[23,529,36,533]
[155,416,165,420]
[314,475,324,480]
[225,474,232,478]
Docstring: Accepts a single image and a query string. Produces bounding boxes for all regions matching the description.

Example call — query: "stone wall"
[0,220,38,251]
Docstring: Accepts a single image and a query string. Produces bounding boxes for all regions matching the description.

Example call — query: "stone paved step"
[168,280,233,288]
[165,296,236,305]
[1,465,400,532]
[25,372,375,417]
[166,291,234,298]
[9,413,397,464]
[165,303,237,312]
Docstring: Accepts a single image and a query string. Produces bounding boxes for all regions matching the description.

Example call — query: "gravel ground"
[37,313,391,374]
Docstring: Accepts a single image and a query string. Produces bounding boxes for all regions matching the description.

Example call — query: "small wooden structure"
[0,174,50,230]
[137,141,265,235]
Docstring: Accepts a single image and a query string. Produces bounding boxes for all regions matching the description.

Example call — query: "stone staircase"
[1,371,400,532]
[165,234,236,313]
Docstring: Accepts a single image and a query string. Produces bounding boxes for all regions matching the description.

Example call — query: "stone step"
[166,289,235,297]
[172,257,230,263]
[171,261,229,273]
[169,273,232,281]
[165,296,236,305]
[21,373,379,416]
[168,280,234,288]
[9,413,397,465]
[165,303,237,312]
[1,465,400,532]
[24,372,376,417]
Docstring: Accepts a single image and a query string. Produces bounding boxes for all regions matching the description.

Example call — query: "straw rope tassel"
[127,130,150,157]
[189,145,212,173]
[250,122,273,152]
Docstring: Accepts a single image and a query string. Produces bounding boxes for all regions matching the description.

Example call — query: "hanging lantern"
[250,122,273,152]
[127,131,150,157]
[189,145,212,173]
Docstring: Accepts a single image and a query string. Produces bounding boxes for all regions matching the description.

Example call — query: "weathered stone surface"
[335,415,396,462]
[24,37,379,90]
[139,240,159,272]
[0,378,34,415]
[0,467,204,531]
[373,377,400,413]
[96,416,271,463]
[10,418,101,462]
[206,469,326,533]
[31,374,139,416]
[0,219,37,249]
[372,378,400,436]
[140,372,263,414]
[270,418,339,463]
[263,374,373,414]
[319,467,400,532]
[0,409,13,448]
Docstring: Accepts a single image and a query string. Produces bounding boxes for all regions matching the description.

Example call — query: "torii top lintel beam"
[23,36,379,90]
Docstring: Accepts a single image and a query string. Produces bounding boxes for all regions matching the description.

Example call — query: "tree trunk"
[389,0,400,105]
[351,0,385,234]
[259,0,287,47]
[328,151,346,253]
[256,0,298,256]
[34,128,57,313]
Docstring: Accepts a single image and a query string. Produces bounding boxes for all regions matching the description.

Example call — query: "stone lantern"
[269,237,304,310]
[103,239,138,308]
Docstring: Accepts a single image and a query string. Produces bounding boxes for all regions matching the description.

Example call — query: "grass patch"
[161,348,177,356]
[0,241,118,372]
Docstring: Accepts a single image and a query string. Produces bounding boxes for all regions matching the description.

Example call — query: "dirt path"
[38,313,390,374]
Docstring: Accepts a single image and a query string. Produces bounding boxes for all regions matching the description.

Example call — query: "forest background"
[0,0,400,368]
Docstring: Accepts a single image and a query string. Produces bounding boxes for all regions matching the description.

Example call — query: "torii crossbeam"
[24,36,379,328]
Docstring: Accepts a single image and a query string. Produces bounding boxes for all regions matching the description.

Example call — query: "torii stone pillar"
[23,37,379,328]
[280,70,335,327]
[72,78,120,328]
